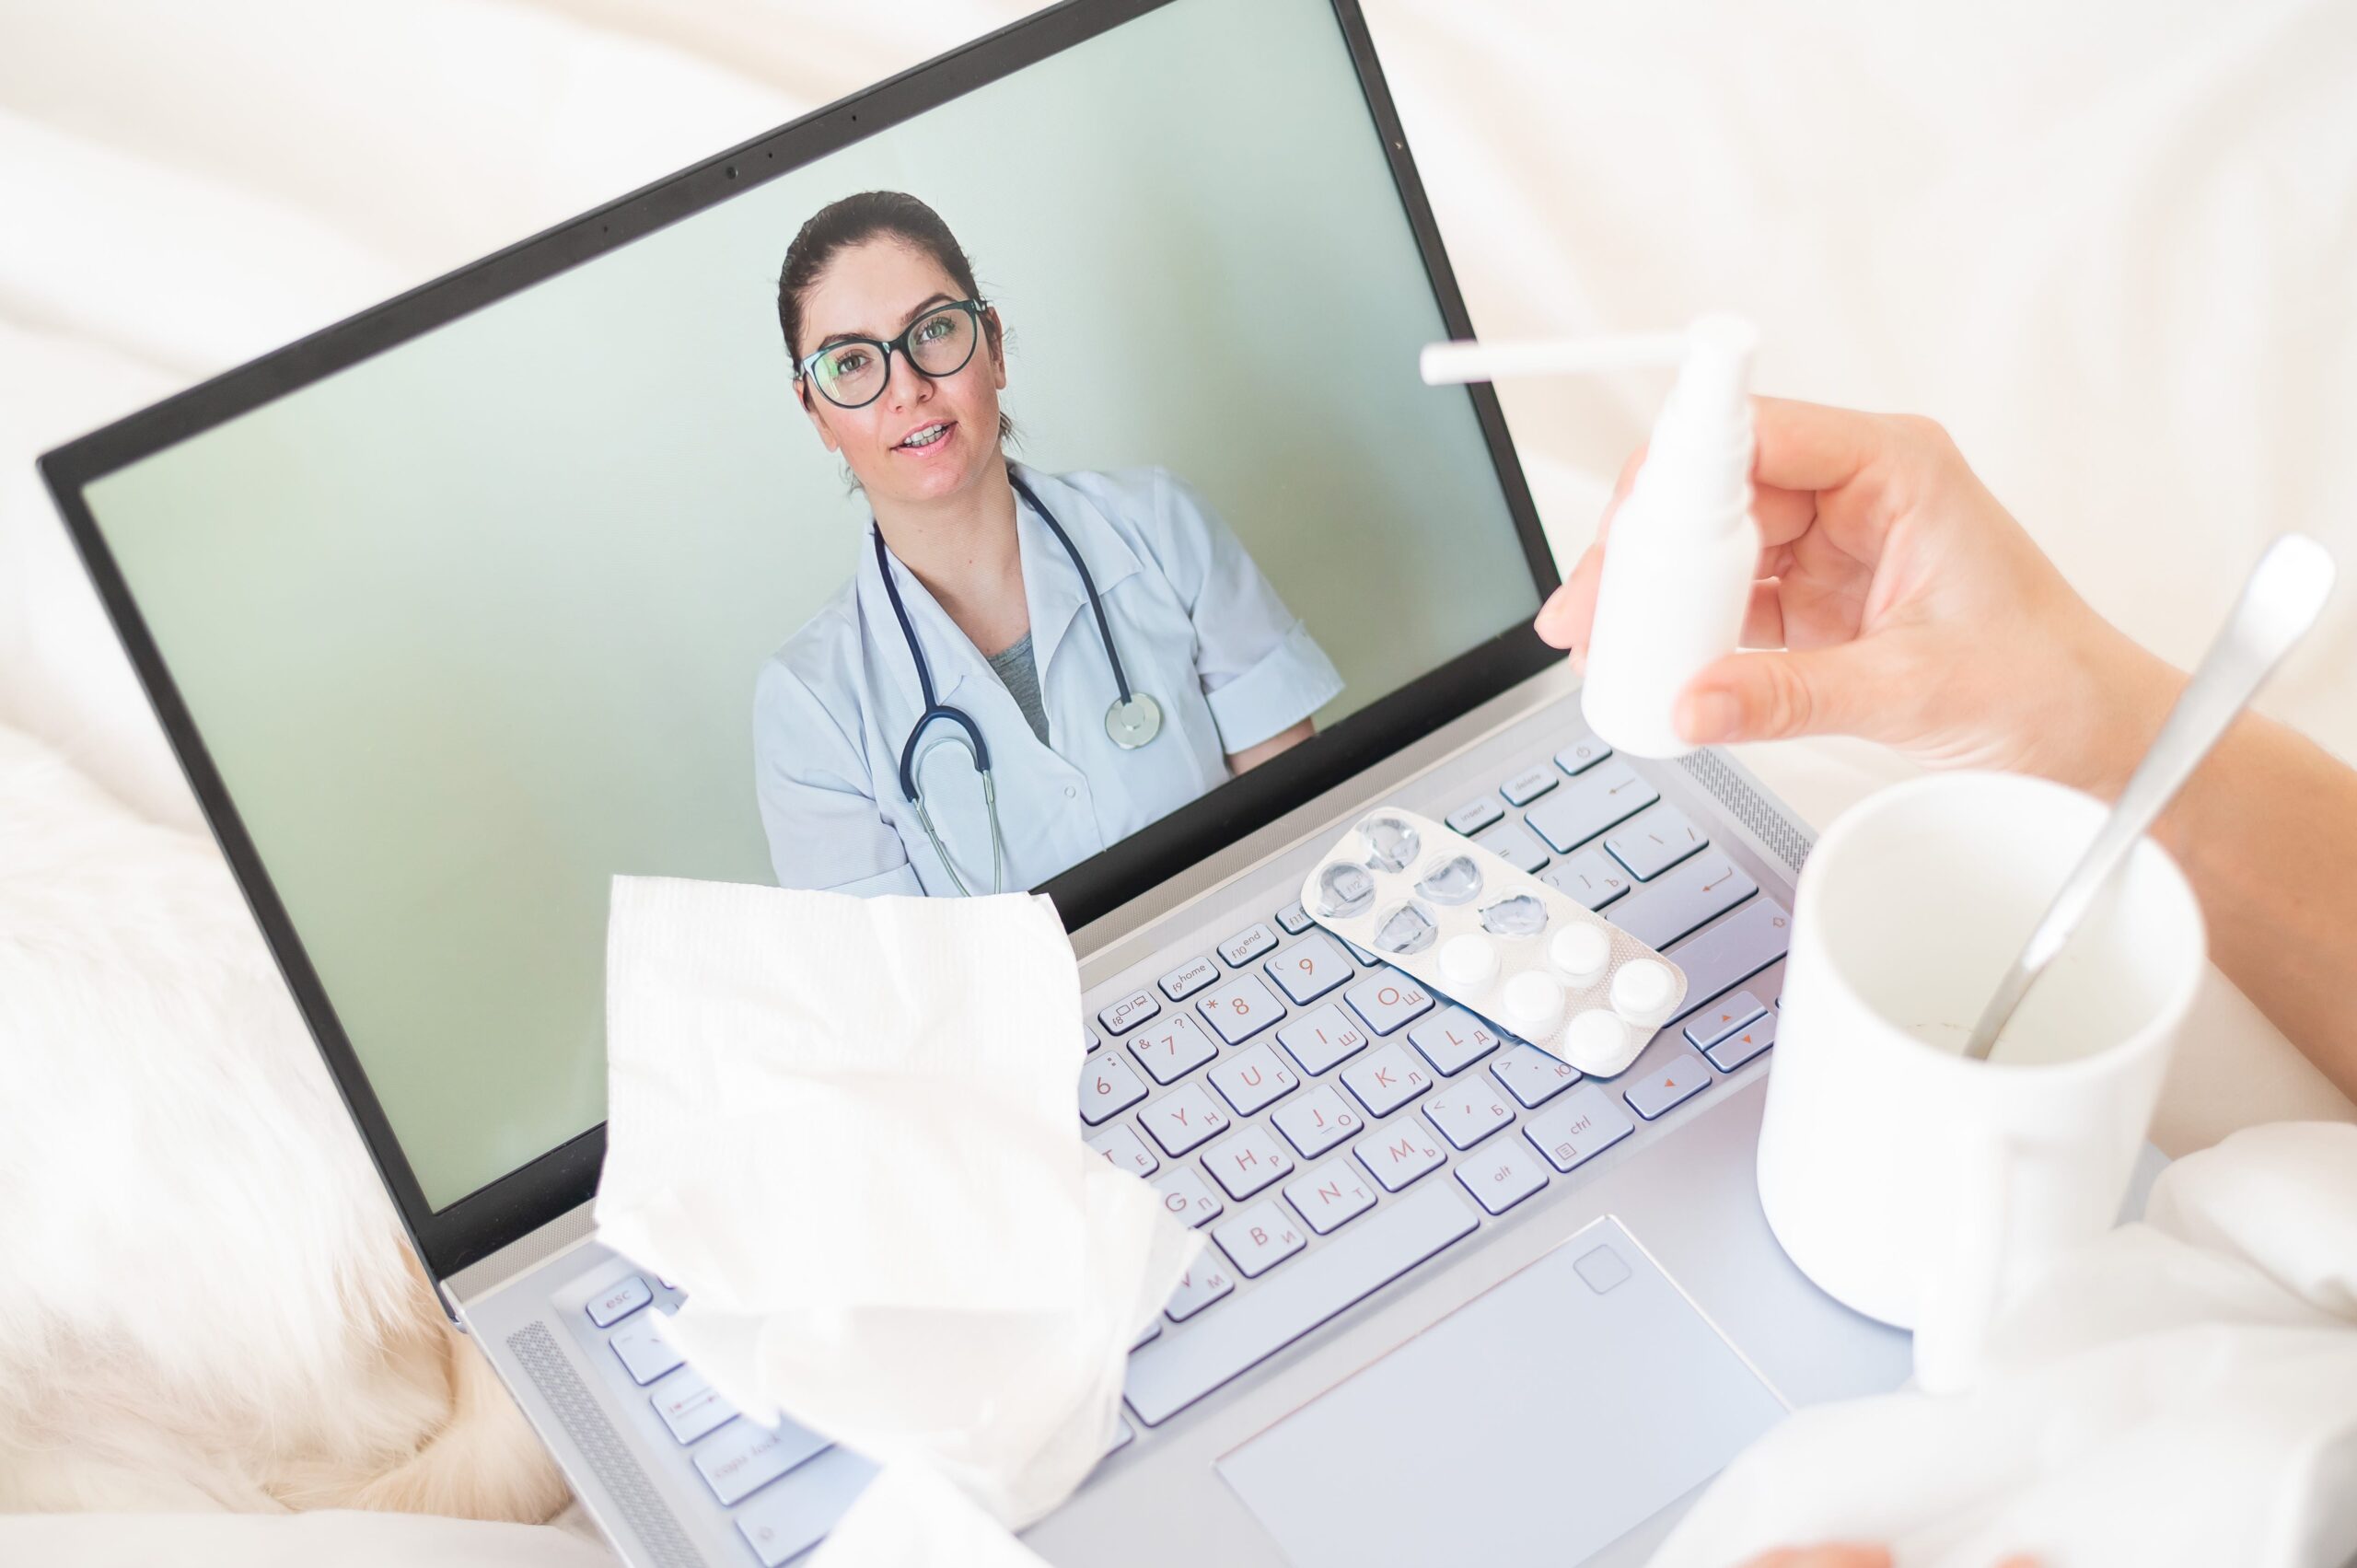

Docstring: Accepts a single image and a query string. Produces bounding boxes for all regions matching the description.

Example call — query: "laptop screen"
[68,0,1544,1215]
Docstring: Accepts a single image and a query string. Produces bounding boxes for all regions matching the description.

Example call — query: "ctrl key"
[1522,1086,1633,1173]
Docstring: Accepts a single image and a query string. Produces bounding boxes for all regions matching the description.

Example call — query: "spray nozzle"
[1418,313,1757,398]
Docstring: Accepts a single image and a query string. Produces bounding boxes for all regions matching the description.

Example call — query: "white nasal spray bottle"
[1421,315,1760,758]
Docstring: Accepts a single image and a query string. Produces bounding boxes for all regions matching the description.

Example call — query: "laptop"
[37,1,1910,1562]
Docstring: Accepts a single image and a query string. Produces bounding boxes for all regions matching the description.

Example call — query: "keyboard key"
[1473,820,1550,874]
[1125,1183,1480,1425]
[1500,763,1559,806]
[1538,849,1631,911]
[1684,990,1769,1051]
[693,1417,830,1506]
[1524,1086,1635,1172]
[1164,1256,1238,1323]
[1149,1164,1225,1228]
[1202,1123,1296,1201]
[1445,796,1504,835]
[1657,899,1790,1023]
[1489,1042,1581,1109]
[1344,972,1435,1036]
[1079,1055,1149,1125]
[1198,973,1288,1044]
[1353,1118,1447,1191]
[1214,1201,1308,1278]
[1218,923,1280,968]
[735,1447,877,1568]
[1406,1005,1503,1076]
[1088,1122,1160,1178]
[1553,728,1613,775]
[1209,1042,1302,1116]
[586,1275,651,1328]
[1140,1082,1233,1156]
[1343,937,1382,965]
[1422,1081,1516,1150]
[651,1369,737,1445]
[1086,1028,1103,1054]
[1271,1084,1368,1159]
[610,1313,684,1386]
[1276,900,1316,935]
[1624,1052,1713,1120]
[1706,1010,1777,1072]
[1340,1041,1436,1118]
[1604,804,1708,881]
[1159,954,1221,1001]
[1609,854,1761,952]
[1132,1318,1161,1352]
[1283,1156,1379,1234]
[1455,1136,1550,1214]
[1128,1011,1220,1085]
[1526,760,1659,853]
[1097,988,1161,1037]
[1263,933,1354,1005]
[1277,1003,1370,1075]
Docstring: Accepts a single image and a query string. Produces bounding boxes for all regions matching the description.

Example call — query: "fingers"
[1737,1546,1895,1568]
[1535,543,1602,652]
[1750,396,1887,495]
[1739,580,1787,647]
[1533,448,1647,655]
[1674,645,1886,746]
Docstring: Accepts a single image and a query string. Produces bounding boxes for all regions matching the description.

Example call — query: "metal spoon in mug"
[1961,533,2338,1062]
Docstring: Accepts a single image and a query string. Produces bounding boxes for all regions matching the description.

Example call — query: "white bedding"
[5,1,2353,1562]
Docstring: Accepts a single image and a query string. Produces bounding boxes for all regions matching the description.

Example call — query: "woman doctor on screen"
[753,191,1345,897]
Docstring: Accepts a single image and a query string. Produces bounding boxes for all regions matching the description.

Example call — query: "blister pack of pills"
[1299,807,1688,1077]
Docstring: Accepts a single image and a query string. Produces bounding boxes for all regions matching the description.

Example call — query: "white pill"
[1610,958,1678,1025]
[1549,923,1612,986]
[1503,970,1567,1036]
[1561,1007,1631,1069]
[1439,933,1499,988]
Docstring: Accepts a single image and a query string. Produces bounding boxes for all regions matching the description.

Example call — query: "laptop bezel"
[36,0,1559,1280]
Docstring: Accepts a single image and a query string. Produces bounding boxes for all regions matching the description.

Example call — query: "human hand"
[1535,398,2181,799]
[1736,1547,2038,1568]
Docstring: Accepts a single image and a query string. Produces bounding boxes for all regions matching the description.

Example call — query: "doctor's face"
[795,238,1007,510]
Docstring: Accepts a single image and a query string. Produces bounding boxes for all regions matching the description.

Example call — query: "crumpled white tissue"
[593,876,1202,1563]
[1646,1121,2357,1568]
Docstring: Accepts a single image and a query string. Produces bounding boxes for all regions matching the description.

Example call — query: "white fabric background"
[4,0,2354,1562]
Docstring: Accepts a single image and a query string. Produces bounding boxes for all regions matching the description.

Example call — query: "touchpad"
[1214,1217,1784,1567]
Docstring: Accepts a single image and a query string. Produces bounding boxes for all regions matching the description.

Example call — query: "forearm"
[2078,642,2357,1102]
[1227,718,1314,773]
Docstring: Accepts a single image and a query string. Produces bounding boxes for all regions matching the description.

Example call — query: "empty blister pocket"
[1301,807,1687,1076]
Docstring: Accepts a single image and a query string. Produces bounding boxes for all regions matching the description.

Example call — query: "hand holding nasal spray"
[1422,317,1761,759]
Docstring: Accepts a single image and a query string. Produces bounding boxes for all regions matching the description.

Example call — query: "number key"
[1197,973,1287,1044]
[1262,933,1353,1005]
[1079,1054,1149,1126]
[1128,1012,1219,1085]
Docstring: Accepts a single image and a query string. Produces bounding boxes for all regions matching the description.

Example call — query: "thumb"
[1674,646,1882,746]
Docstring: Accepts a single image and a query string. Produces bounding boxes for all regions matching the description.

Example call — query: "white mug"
[1755,771,2205,1393]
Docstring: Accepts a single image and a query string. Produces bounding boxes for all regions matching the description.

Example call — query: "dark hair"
[777,191,1013,444]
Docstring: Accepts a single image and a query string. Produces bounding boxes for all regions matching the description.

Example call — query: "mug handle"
[1911,1126,2015,1395]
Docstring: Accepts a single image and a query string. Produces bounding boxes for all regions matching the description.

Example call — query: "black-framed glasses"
[795,298,991,410]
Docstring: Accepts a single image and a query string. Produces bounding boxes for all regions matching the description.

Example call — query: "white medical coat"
[752,464,1345,896]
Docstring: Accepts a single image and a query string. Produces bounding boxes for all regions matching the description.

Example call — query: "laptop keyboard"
[1101,726,1789,1430]
[562,723,1791,1563]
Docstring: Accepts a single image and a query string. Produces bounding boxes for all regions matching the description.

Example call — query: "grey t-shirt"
[988,631,1051,746]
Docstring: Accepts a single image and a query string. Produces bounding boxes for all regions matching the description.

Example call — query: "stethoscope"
[873,470,1163,896]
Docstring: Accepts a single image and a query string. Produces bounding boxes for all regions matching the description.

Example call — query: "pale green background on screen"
[87,0,1537,1208]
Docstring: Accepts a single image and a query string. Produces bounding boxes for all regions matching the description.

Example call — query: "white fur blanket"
[5,2,2354,1564]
